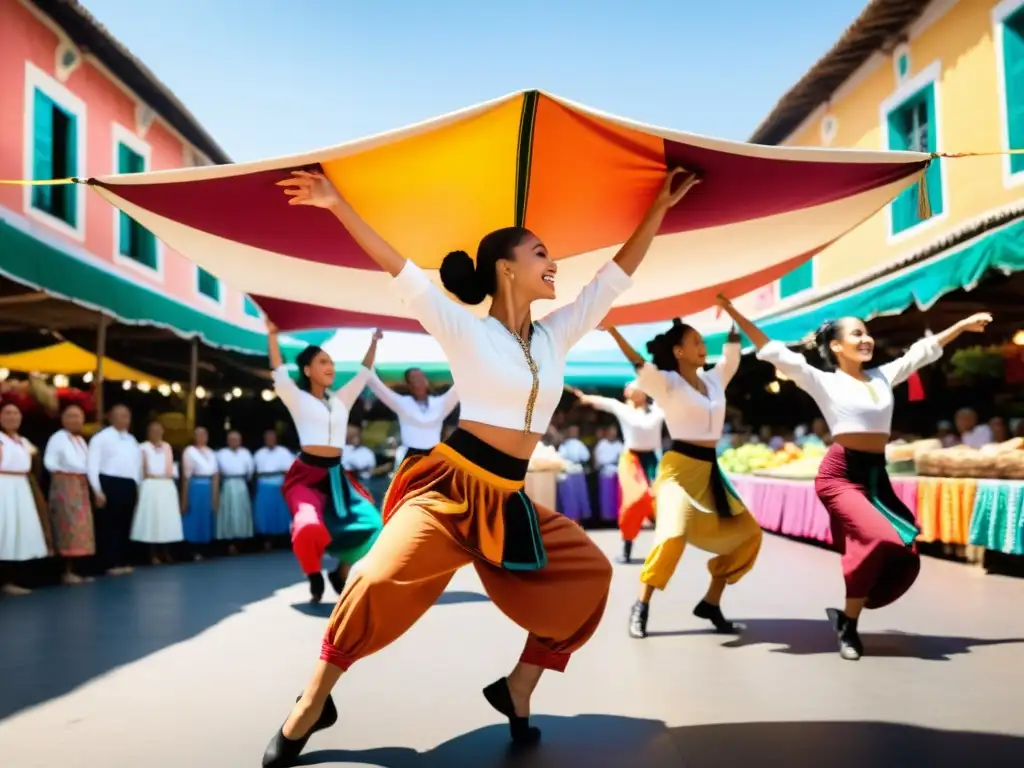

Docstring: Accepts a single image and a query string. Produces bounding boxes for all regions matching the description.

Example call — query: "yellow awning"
[0,342,167,386]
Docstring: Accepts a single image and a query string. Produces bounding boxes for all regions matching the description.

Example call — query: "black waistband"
[444,429,530,482]
[299,451,342,469]
[628,449,657,459]
[668,441,717,462]
[837,445,887,471]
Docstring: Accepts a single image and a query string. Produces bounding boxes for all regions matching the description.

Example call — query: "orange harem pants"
[617,449,658,542]
[320,430,613,673]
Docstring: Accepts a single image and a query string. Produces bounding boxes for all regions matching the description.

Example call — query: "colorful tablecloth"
[915,477,976,546]
[969,479,1024,555]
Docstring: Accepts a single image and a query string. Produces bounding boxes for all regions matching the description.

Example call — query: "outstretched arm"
[879,312,992,386]
[613,169,701,276]
[606,326,645,367]
[718,296,819,390]
[267,320,284,369]
[716,296,769,350]
[361,329,382,370]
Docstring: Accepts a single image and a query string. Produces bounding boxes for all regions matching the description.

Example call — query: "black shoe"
[629,600,649,639]
[826,608,863,661]
[326,567,346,596]
[262,693,338,768]
[693,599,744,634]
[616,540,633,565]
[308,572,325,604]
[483,677,541,746]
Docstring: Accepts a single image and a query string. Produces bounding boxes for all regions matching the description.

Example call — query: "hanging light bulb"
[767,381,781,394]
[231,387,242,398]
[137,381,152,393]
[1014,329,1024,346]
[83,371,93,384]
[171,382,182,394]
[122,381,132,390]
[195,385,207,399]
[261,389,275,402]
[157,384,172,397]
[0,368,8,381]
[52,374,70,388]
[224,393,234,402]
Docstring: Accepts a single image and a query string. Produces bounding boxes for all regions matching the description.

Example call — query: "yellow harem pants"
[320,436,613,673]
[640,448,762,590]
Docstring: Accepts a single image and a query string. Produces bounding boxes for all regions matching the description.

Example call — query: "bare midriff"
[833,433,889,454]
[300,445,342,458]
[458,420,543,461]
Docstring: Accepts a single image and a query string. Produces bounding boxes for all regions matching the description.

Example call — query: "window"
[197,268,221,301]
[243,296,261,318]
[778,260,813,300]
[116,142,157,269]
[31,89,78,227]
[886,83,942,234]
[1001,6,1024,175]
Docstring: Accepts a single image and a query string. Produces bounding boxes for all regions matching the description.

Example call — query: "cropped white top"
[756,337,943,437]
[586,396,665,452]
[366,372,459,450]
[0,433,34,473]
[272,366,369,449]
[392,259,633,434]
[636,342,740,442]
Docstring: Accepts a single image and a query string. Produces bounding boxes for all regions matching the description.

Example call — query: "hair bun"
[439,250,487,305]
[671,317,684,328]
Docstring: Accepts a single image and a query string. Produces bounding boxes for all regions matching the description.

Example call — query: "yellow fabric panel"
[322,96,523,269]
[0,342,166,385]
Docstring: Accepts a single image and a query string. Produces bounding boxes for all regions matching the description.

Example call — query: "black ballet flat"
[629,600,649,639]
[826,607,863,661]
[693,599,744,634]
[262,693,338,768]
[616,540,633,565]
[483,677,541,746]
[326,567,346,596]
[308,573,325,604]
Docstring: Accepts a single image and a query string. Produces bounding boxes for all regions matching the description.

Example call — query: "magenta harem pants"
[814,444,921,609]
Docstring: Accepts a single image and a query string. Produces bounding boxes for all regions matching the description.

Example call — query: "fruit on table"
[719,440,827,475]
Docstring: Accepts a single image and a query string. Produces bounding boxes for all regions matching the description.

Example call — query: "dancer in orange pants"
[262,166,699,767]
[573,384,663,563]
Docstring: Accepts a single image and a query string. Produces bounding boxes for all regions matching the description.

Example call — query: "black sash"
[668,440,733,519]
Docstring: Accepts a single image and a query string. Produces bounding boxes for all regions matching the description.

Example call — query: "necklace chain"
[505,325,539,434]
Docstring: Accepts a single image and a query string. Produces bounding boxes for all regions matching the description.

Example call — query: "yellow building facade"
[754,0,1024,300]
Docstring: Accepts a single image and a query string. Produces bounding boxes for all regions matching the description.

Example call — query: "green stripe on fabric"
[514,90,539,227]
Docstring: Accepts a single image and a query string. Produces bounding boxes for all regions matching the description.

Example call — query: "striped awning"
[88,90,929,333]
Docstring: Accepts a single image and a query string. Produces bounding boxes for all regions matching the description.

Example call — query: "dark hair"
[403,367,425,385]
[295,344,326,392]
[806,317,858,371]
[646,318,697,371]
[439,227,532,305]
[60,402,85,416]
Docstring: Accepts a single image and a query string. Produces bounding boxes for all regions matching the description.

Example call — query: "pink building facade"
[0,0,266,353]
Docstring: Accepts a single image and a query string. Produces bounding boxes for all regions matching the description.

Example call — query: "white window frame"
[993,0,1024,188]
[878,59,949,244]
[111,122,164,280]
[22,61,88,242]
[194,264,226,313]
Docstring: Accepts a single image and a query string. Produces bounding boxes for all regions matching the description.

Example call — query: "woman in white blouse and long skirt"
[365,359,459,468]
[43,403,94,584]
[573,380,664,563]
[216,431,255,553]
[253,430,296,543]
[0,402,50,595]
[131,420,183,564]
[720,296,991,660]
[262,167,698,766]
[180,426,219,560]
[606,323,760,639]
[267,328,383,605]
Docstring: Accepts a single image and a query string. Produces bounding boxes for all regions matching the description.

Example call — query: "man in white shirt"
[955,408,993,449]
[87,404,142,576]
[557,425,591,468]
[342,425,377,485]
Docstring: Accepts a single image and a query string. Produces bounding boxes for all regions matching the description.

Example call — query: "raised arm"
[365,370,406,415]
[267,321,284,369]
[438,385,459,419]
[570,387,626,418]
[713,327,742,387]
[606,326,645,367]
[278,171,406,277]
[878,312,992,386]
[716,296,769,350]
[613,169,701,276]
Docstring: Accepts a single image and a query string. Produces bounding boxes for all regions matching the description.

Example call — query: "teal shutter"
[1004,13,1024,174]
[779,260,813,299]
[887,85,938,234]
[922,85,942,217]
[243,296,260,317]
[117,144,133,255]
[31,90,54,211]
[887,107,915,232]
[62,112,78,227]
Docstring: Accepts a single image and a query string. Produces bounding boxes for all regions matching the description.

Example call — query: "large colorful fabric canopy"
[88,90,929,333]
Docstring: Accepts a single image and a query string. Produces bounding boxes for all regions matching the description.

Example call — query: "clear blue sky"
[83,0,866,161]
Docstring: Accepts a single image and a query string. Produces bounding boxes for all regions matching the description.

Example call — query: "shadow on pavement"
[646,617,1024,661]
[301,716,1024,767]
[0,552,299,721]
[291,589,491,618]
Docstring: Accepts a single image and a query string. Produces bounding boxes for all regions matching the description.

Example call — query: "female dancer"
[365,358,459,467]
[43,403,94,584]
[262,166,698,767]
[572,379,664,564]
[0,402,50,595]
[719,296,991,660]
[131,420,184,564]
[180,426,219,561]
[266,324,384,605]
[604,322,760,639]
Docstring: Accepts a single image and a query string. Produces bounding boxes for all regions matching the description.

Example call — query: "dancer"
[719,296,992,660]
[365,358,459,467]
[215,430,255,554]
[131,420,184,564]
[253,429,296,544]
[266,324,384,605]
[262,165,699,767]
[43,403,95,584]
[0,402,50,595]
[572,378,664,564]
[604,322,759,639]
[181,426,219,561]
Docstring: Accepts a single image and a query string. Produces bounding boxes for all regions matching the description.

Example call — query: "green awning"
[0,217,266,355]
[702,215,1024,354]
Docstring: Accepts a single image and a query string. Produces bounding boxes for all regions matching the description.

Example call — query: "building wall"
[0,0,263,330]
[768,0,1024,298]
